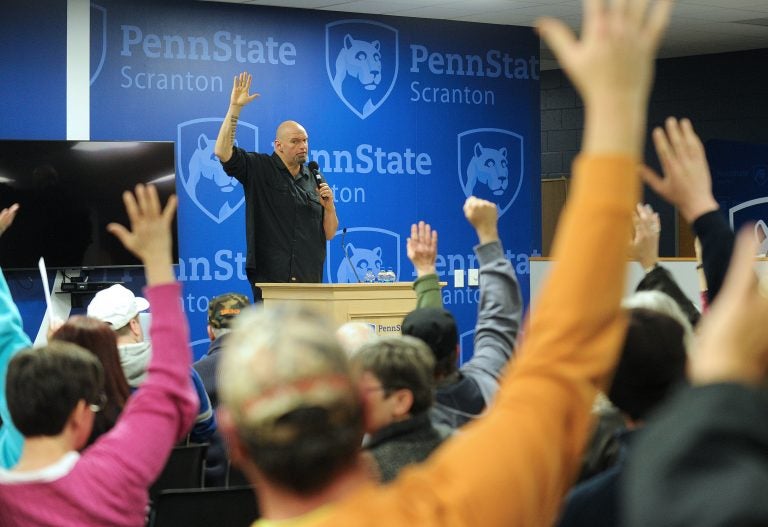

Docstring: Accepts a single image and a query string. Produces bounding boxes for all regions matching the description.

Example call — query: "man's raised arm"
[215,72,260,163]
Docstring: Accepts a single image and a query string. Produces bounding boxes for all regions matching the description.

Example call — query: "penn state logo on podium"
[177,118,256,224]
[729,197,768,254]
[327,227,401,283]
[457,128,524,219]
[90,4,107,85]
[325,20,399,120]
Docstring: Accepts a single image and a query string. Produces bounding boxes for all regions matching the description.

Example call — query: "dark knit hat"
[208,293,250,329]
[401,307,458,363]
[608,308,688,421]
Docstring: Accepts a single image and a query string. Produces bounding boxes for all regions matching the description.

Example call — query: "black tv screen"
[0,140,178,270]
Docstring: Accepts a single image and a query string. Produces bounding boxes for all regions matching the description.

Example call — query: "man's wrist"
[475,226,499,245]
[416,265,437,277]
[642,261,659,274]
[682,199,719,224]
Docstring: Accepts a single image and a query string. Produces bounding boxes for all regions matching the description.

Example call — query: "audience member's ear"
[129,317,143,339]
[216,406,249,468]
[390,389,414,419]
[207,325,215,341]
[69,400,95,451]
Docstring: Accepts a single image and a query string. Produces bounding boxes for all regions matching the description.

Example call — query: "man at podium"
[214,72,339,301]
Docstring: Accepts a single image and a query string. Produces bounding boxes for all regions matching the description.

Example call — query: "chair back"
[149,442,208,500]
[148,486,259,527]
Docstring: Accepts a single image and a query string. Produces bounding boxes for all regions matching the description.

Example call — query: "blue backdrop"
[4,0,541,360]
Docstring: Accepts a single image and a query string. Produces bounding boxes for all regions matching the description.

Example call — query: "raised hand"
[0,203,19,237]
[631,203,661,270]
[107,184,177,285]
[230,71,260,108]
[690,228,768,385]
[463,196,499,245]
[640,117,719,223]
[537,0,673,155]
[407,221,438,277]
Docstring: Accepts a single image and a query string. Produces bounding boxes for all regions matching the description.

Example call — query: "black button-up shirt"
[222,147,326,283]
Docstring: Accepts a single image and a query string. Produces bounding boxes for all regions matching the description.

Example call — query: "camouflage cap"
[208,293,250,329]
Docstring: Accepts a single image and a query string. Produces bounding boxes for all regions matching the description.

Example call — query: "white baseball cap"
[87,284,150,330]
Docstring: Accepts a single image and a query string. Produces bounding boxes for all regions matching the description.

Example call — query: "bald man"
[215,72,339,301]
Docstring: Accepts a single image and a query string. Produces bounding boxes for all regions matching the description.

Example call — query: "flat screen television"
[0,140,178,270]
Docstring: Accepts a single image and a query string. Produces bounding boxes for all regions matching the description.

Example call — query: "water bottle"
[385,267,396,283]
[364,269,376,283]
[377,268,388,283]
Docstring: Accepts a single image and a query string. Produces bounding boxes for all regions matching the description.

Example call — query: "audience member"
[640,117,735,304]
[352,335,451,482]
[192,291,249,487]
[88,283,216,443]
[557,308,688,527]
[336,322,377,358]
[0,184,198,526]
[214,1,675,520]
[0,202,30,469]
[630,202,701,326]
[402,197,522,429]
[194,292,250,408]
[51,316,132,446]
[623,290,693,352]
[577,289,693,484]
[623,228,768,526]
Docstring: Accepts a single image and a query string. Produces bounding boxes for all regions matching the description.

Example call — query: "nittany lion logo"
[326,20,398,120]
[337,243,383,283]
[729,197,768,255]
[177,118,257,224]
[327,227,400,284]
[467,144,509,196]
[458,128,524,219]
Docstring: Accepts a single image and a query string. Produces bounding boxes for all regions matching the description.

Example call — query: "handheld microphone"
[307,160,323,189]
[340,227,361,283]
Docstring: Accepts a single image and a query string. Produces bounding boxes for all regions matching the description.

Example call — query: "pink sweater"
[0,283,198,527]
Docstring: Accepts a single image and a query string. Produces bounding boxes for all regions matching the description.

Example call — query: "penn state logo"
[729,197,768,254]
[177,118,256,224]
[90,4,107,85]
[458,128,524,218]
[326,227,401,283]
[326,20,399,120]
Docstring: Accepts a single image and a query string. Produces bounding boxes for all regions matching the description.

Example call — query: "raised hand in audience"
[631,203,661,272]
[463,196,499,244]
[538,0,672,156]
[640,117,719,223]
[0,203,19,237]
[107,184,176,286]
[689,228,768,386]
[407,221,438,278]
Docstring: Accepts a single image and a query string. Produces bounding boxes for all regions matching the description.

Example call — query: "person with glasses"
[352,335,452,482]
[0,185,199,526]
[51,316,131,447]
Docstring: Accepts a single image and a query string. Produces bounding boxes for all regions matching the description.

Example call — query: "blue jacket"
[0,269,33,468]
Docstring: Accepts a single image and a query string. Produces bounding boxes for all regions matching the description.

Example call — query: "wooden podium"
[255,282,419,335]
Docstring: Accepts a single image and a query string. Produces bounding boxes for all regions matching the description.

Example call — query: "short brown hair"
[353,335,436,416]
[7,341,103,437]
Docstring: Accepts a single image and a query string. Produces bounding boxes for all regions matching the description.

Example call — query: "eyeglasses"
[89,393,107,413]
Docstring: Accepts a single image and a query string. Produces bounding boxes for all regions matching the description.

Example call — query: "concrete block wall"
[540,48,768,254]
